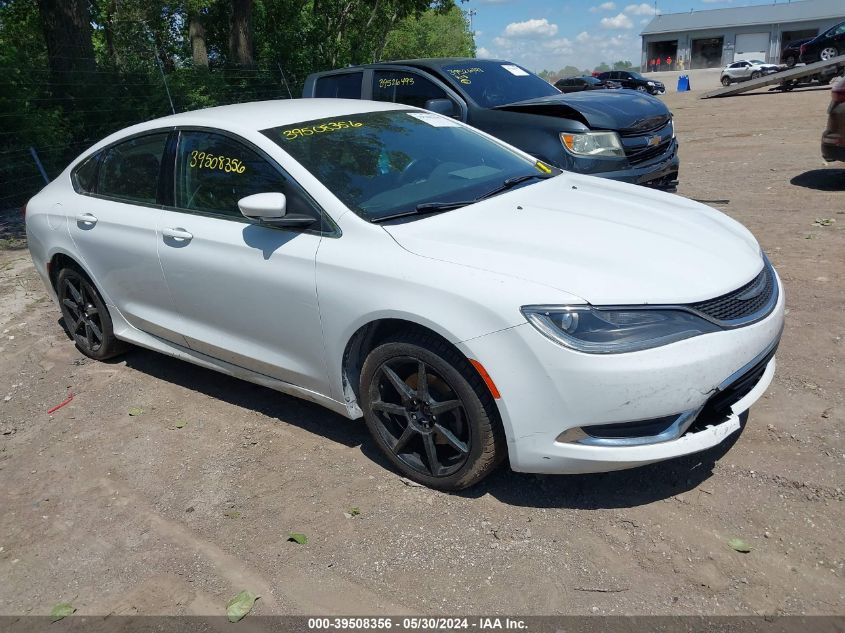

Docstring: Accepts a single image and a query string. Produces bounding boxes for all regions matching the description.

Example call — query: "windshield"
[628,71,646,80]
[262,110,556,222]
[438,60,560,108]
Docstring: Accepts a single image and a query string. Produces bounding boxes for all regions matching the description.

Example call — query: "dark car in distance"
[781,38,811,67]
[304,58,679,190]
[822,76,845,163]
[596,70,665,95]
[800,20,845,63]
[554,75,620,93]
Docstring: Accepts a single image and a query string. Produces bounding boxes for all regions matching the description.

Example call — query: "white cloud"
[476,46,493,58]
[576,31,591,43]
[589,2,616,12]
[600,12,633,29]
[624,3,658,15]
[503,18,558,38]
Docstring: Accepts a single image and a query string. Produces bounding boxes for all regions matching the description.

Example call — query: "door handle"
[75,213,98,226]
[162,227,193,241]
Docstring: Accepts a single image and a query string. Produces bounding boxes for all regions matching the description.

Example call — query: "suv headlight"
[647,81,655,86]
[521,305,720,354]
[560,131,625,158]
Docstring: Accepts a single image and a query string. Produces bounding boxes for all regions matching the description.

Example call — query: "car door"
[369,67,467,121]
[68,131,187,344]
[157,129,329,393]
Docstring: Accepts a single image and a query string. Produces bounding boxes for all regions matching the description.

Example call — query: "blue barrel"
[677,75,691,92]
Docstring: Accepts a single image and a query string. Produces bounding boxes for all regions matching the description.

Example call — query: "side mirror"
[238,192,315,229]
[424,98,457,118]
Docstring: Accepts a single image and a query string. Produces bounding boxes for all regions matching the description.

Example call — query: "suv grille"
[689,260,776,326]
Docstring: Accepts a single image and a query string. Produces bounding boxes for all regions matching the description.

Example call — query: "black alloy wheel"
[57,267,125,360]
[360,333,504,490]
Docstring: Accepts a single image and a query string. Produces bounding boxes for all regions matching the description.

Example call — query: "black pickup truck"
[303,58,679,190]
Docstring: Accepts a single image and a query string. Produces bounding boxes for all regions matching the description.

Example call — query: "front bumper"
[563,139,679,192]
[459,273,785,474]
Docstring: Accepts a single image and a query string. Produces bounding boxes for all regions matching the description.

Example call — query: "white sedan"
[25,99,784,490]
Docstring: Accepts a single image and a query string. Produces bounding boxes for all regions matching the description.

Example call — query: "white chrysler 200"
[26,100,784,490]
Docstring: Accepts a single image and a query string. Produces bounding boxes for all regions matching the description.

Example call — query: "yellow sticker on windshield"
[535,161,552,174]
[189,150,246,173]
[447,67,484,85]
[282,120,363,140]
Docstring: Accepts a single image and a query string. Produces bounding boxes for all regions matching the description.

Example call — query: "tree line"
[0,0,475,208]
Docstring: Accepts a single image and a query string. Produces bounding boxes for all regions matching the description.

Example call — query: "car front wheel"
[820,47,839,61]
[636,85,647,92]
[57,267,125,360]
[751,71,761,79]
[360,332,505,490]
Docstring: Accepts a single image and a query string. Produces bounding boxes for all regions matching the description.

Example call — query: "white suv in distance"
[25,99,784,490]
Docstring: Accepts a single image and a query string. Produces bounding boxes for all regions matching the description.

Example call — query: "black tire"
[751,71,761,80]
[785,55,796,68]
[56,267,126,360]
[635,85,647,92]
[359,331,505,490]
[721,76,731,86]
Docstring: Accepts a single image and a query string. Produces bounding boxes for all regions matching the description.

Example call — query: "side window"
[98,134,168,204]
[314,72,363,98]
[372,70,456,111]
[73,151,101,194]
[174,130,319,222]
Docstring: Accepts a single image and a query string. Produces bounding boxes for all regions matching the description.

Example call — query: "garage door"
[734,32,770,62]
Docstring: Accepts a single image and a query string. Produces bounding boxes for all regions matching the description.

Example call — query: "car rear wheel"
[57,267,125,360]
[721,76,731,86]
[360,332,505,490]
[820,47,839,61]
[784,55,797,68]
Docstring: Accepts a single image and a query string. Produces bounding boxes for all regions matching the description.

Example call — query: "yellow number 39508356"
[189,150,246,174]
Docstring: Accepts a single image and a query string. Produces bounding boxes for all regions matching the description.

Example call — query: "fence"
[1,49,293,210]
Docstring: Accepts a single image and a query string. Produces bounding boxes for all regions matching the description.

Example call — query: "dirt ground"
[1,85,843,619]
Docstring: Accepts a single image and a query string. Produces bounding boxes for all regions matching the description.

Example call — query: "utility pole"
[467,9,477,34]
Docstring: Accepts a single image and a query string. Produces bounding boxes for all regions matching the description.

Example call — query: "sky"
[465,0,790,72]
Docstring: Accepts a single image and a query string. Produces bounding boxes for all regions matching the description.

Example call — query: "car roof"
[145,98,406,131]
[83,98,409,154]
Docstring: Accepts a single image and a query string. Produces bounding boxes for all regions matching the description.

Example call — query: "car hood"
[493,90,670,133]
[382,175,763,306]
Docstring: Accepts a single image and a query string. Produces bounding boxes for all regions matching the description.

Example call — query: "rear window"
[97,133,168,205]
[438,60,559,108]
[315,73,363,98]
[73,152,101,194]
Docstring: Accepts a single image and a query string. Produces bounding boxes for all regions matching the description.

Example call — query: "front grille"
[627,141,671,165]
[624,119,674,165]
[688,260,776,326]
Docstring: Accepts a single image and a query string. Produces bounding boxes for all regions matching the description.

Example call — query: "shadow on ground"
[790,168,845,191]
[111,345,742,511]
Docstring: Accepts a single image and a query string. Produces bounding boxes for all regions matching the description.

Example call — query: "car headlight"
[520,305,721,354]
[647,81,655,86]
[560,131,625,158]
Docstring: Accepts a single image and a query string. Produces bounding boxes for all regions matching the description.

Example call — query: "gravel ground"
[0,85,843,618]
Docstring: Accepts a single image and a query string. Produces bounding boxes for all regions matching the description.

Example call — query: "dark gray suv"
[303,58,679,191]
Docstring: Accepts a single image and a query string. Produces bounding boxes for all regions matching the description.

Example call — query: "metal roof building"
[640,0,845,71]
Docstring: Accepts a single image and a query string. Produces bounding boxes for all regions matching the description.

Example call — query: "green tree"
[594,61,610,72]
[612,60,633,70]
[381,5,475,61]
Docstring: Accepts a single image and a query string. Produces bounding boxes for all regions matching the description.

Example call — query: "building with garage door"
[640,0,845,71]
